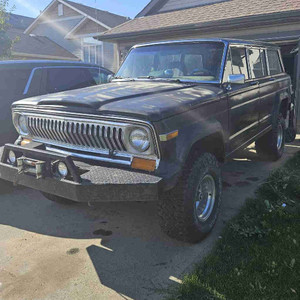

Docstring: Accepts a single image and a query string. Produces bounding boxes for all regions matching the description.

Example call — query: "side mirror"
[228,74,245,85]
[107,74,113,82]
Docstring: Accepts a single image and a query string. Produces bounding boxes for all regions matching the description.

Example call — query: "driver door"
[225,46,260,153]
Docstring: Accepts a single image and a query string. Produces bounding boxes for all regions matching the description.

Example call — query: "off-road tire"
[158,153,222,243]
[41,192,75,205]
[255,114,285,161]
[285,105,296,143]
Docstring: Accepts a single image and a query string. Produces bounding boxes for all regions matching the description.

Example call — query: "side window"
[260,50,268,76]
[222,48,232,82]
[230,47,249,79]
[267,50,283,75]
[46,68,96,93]
[88,68,110,84]
[248,48,264,78]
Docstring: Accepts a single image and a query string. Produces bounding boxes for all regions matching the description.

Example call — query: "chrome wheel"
[277,123,283,150]
[195,174,216,222]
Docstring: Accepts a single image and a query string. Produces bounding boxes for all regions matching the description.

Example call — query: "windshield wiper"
[156,78,183,84]
[113,76,135,81]
[137,76,156,79]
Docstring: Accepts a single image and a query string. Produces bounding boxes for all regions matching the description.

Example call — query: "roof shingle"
[101,0,300,37]
[63,0,129,28]
[8,28,78,60]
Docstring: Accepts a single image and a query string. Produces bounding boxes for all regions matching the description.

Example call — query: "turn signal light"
[159,130,179,142]
[21,139,31,146]
[132,157,156,172]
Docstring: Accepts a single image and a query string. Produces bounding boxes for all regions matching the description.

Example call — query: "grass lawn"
[169,152,300,300]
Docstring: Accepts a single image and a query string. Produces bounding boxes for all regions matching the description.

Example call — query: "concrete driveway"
[1,138,300,300]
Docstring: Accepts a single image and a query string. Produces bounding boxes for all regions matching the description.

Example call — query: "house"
[97,0,300,129]
[7,13,78,61]
[24,0,129,71]
[96,0,300,68]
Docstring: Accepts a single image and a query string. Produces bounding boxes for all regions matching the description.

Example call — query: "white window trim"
[82,40,104,66]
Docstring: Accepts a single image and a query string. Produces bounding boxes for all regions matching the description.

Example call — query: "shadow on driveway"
[1,142,300,299]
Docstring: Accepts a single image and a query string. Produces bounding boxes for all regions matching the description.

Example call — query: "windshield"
[116,42,225,82]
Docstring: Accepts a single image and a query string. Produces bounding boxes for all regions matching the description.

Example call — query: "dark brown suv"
[0,39,293,242]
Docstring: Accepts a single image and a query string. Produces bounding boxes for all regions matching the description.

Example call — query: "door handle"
[250,81,259,86]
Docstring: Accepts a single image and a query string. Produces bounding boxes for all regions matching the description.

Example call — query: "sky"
[8,0,150,19]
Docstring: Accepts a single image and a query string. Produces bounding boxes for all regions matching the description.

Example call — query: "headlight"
[129,128,150,152]
[18,115,28,135]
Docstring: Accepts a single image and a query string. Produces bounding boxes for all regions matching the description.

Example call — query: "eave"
[96,10,300,43]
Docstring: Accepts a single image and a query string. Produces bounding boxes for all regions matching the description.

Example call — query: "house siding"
[103,42,115,71]
[42,2,79,19]
[31,18,84,58]
[74,19,107,36]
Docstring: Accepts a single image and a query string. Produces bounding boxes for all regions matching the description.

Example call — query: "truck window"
[88,68,111,84]
[222,49,232,82]
[46,67,96,93]
[230,47,249,79]
[267,50,283,75]
[248,48,265,78]
[0,68,31,97]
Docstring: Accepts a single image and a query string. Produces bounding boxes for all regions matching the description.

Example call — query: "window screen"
[46,68,96,93]
[267,50,282,75]
[248,48,264,78]
[231,47,249,79]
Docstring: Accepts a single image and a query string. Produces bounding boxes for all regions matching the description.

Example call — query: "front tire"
[41,192,75,205]
[158,153,222,243]
[255,114,285,161]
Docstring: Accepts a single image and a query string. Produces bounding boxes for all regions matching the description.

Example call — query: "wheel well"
[279,98,289,119]
[186,133,225,165]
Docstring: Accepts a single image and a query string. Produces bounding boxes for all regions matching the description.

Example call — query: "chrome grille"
[27,116,127,152]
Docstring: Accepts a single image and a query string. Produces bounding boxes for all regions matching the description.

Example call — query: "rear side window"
[248,48,265,78]
[46,67,96,93]
[88,68,111,84]
[230,47,249,79]
[267,50,283,75]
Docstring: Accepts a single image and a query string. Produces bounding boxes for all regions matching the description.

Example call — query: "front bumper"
[0,145,162,202]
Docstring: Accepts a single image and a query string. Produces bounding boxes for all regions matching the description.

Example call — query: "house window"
[58,4,64,16]
[82,38,103,66]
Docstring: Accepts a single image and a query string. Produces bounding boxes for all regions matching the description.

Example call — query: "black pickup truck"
[0,39,293,242]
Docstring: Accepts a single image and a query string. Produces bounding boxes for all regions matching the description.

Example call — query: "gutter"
[96,10,300,42]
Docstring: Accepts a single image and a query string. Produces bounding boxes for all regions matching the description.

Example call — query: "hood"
[14,81,223,122]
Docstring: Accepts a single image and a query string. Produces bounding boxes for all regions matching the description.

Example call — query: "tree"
[0,0,15,59]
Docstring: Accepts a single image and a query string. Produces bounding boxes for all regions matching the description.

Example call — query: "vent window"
[58,3,64,16]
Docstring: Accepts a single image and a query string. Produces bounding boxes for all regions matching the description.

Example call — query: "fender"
[272,87,291,122]
[176,117,226,164]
